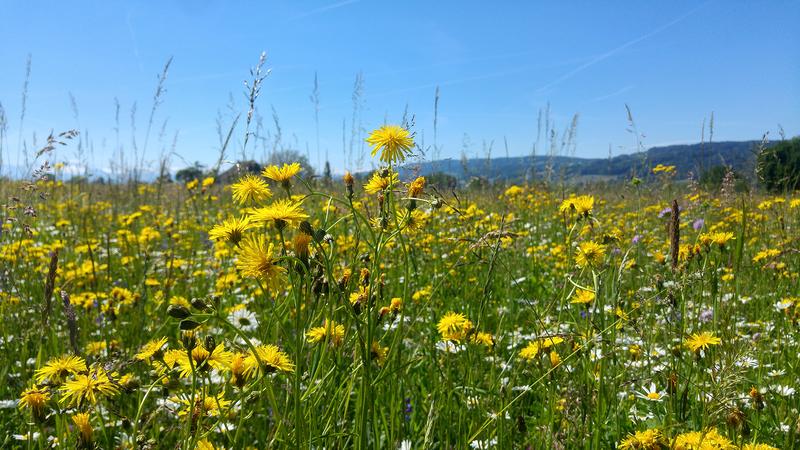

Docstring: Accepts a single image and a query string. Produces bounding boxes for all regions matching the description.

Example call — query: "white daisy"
[636,382,667,402]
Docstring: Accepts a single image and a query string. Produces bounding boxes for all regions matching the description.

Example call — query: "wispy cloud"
[535,1,710,95]
[291,0,360,21]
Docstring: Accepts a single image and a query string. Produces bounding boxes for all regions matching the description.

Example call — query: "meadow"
[1,128,799,449]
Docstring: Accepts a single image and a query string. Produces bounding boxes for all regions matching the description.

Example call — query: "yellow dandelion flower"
[699,231,735,247]
[135,337,168,361]
[262,162,302,188]
[250,199,309,229]
[575,241,606,268]
[35,355,87,384]
[209,216,253,246]
[673,428,732,450]
[176,391,231,418]
[519,341,540,361]
[652,164,676,174]
[236,235,287,291]
[243,344,295,376]
[559,195,594,216]
[504,185,524,197]
[231,174,272,205]
[742,444,779,450]
[366,125,414,164]
[364,170,399,195]
[470,331,495,348]
[397,209,428,231]
[437,311,473,342]
[167,342,233,378]
[196,439,218,450]
[540,336,564,349]
[570,288,596,304]
[349,286,369,312]
[306,320,346,346]
[60,367,120,407]
[685,331,722,353]
[18,386,50,420]
[370,341,389,366]
[618,428,664,450]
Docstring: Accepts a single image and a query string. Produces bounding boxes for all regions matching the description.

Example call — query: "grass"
[1,155,798,449]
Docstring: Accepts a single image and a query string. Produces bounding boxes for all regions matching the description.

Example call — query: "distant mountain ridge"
[1,140,772,184]
[394,140,770,183]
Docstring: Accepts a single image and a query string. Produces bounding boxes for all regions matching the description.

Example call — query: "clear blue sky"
[1,0,798,175]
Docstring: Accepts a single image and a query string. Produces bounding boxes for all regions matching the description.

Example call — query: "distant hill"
[1,140,773,185]
[394,140,771,183]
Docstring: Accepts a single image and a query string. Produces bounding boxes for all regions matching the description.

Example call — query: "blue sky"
[1,0,798,174]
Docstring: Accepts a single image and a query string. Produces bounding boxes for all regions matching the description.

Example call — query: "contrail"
[536,1,710,95]
[125,10,144,74]
[590,85,635,102]
[291,0,360,20]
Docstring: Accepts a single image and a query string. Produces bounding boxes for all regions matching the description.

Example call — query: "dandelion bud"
[293,232,312,258]
[726,407,744,428]
[72,413,93,449]
[180,320,201,331]
[18,386,50,423]
[190,298,209,311]
[407,176,425,198]
[344,172,354,199]
[230,354,247,389]
[360,268,370,286]
[313,228,327,243]
[549,351,561,368]
[749,386,765,411]
[667,372,679,395]
[299,220,314,236]
[390,297,403,313]
[204,335,216,351]
[167,305,191,319]
[338,268,353,291]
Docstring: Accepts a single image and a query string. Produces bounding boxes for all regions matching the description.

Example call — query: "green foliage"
[700,165,748,192]
[175,161,205,184]
[426,171,458,190]
[757,137,800,192]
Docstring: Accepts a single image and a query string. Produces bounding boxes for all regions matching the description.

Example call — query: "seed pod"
[167,305,191,319]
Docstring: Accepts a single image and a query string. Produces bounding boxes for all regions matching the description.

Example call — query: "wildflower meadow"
[1,125,799,449]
